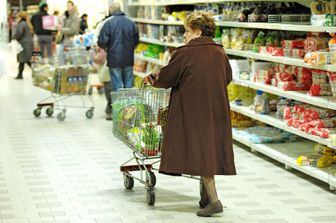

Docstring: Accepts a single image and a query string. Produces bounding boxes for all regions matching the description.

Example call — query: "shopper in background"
[79,14,88,34]
[31,2,53,62]
[56,0,80,65]
[94,14,114,120]
[13,11,34,80]
[7,11,14,42]
[147,11,236,217]
[98,3,139,93]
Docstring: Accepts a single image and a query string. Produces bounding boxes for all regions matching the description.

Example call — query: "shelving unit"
[232,79,336,110]
[131,18,336,33]
[233,133,336,190]
[134,53,166,66]
[225,49,336,72]
[128,0,336,189]
[139,37,183,48]
[128,0,304,6]
[230,103,336,149]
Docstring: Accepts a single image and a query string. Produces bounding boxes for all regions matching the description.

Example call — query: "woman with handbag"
[147,11,236,217]
[13,11,34,80]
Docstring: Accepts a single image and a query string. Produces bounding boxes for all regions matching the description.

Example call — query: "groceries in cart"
[33,64,90,94]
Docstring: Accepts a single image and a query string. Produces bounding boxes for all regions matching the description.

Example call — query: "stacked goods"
[222,28,255,50]
[54,65,90,94]
[274,64,312,91]
[32,64,55,91]
[282,39,305,59]
[310,0,336,26]
[296,143,336,168]
[283,103,336,138]
[308,69,332,96]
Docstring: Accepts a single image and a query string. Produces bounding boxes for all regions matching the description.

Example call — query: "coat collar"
[179,36,222,49]
[111,11,125,16]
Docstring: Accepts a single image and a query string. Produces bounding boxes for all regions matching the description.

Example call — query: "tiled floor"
[0,45,335,223]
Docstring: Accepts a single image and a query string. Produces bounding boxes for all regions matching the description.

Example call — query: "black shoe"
[14,76,23,80]
[197,200,223,217]
[106,113,112,121]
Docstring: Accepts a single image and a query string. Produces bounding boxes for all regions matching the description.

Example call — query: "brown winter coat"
[153,36,236,176]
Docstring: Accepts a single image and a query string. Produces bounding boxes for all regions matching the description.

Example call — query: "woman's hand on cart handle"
[144,73,157,85]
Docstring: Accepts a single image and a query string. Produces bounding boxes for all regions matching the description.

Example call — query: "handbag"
[9,40,23,55]
[93,47,106,65]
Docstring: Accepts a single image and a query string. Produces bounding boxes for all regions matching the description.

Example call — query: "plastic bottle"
[254,90,269,115]
[276,97,289,119]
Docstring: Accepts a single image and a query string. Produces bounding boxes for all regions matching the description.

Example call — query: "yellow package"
[317,155,334,168]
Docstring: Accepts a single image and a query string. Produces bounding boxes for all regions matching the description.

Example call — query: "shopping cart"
[32,47,95,121]
[112,87,169,205]
[112,87,202,205]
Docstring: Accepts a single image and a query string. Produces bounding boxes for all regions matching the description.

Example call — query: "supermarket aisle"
[0,45,336,223]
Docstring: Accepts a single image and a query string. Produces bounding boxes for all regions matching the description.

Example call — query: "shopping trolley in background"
[32,47,95,121]
[112,87,170,205]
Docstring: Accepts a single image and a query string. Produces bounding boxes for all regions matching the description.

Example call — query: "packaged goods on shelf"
[228,84,255,102]
[233,126,300,144]
[308,69,332,96]
[296,143,336,168]
[254,90,270,115]
[282,39,305,49]
[328,71,336,97]
[259,46,284,56]
[230,60,250,79]
[276,97,290,118]
[231,111,254,128]
[144,44,164,59]
[134,59,147,72]
[304,33,329,53]
[304,51,330,66]
[252,31,266,53]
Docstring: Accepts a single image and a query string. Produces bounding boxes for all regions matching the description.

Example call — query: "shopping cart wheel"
[46,107,54,117]
[146,171,156,187]
[123,174,134,190]
[33,108,42,117]
[85,109,94,119]
[98,87,105,95]
[88,87,93,95]
[57,112,66,121]
[147,189,155,206]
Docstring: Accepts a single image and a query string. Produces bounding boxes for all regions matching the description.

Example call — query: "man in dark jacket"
[31,2,53,61]
[98,3,139,93]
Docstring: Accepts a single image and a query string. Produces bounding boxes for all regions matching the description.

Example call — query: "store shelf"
[230,103,336,149]
[128,0,301,6]
[232,79,336,110]
[132,18,184,25]
[134,71,148,78]
[139,37,184,48]
[134,54,166,66]
[233,133,336,189]
[225,49,336,73]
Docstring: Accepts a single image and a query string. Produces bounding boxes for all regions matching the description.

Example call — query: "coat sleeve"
[62,16,80,36]
[97,22,110,50]
[13,22,24,41]
[224,54,232,85]
[153,49,185,89]
[133,23,139,47]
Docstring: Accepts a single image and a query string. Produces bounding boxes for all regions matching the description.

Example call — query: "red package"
[285,118,294,126]
[307,118,336,128]
[276,72,294,82]
[266,47,284,56]
[298,123,312,132]
[308,83,332,96]
[309,128,330,138]
[284,106,293,120]
[278,64,287,73]
[278,81,307,91]
[282,40,305,49]
[304,106,336,119]
[291,48,305,59]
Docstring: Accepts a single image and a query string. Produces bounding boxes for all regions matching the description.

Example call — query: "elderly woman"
[148,11,236,217]
[13,11,33,80]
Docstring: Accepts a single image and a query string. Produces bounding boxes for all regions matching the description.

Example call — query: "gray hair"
[109,2,121,14]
